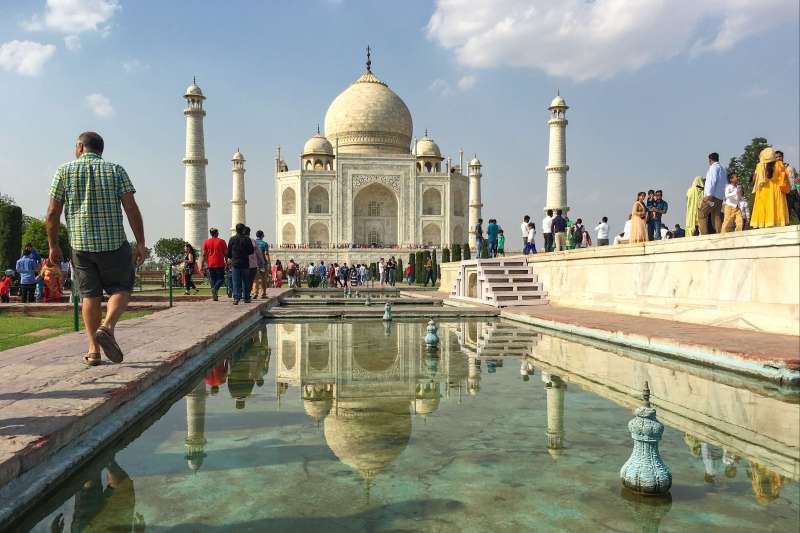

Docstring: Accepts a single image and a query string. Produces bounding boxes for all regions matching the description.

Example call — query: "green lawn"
[0,310,153,352]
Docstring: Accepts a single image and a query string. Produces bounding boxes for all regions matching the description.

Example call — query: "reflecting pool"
[21,319,800,532]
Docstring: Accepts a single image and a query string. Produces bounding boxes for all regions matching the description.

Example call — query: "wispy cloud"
[456,74,476,91]
[0,40,56,76]
[427,0,797,82]
[122,58,150,74]
[86,93,114,118]
[22,0,120,35]
[64,35,81,50]
[430,74,478,97]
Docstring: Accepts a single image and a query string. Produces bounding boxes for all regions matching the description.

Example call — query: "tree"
[0,203,22,270]
[431,249,438,285]
[154,237,186,265]
[479,239,489,258]
[21,217,70,260]
[451,244,461,262]
[462,243,471,260]
[728,137,769,213]
[442,247,450,263]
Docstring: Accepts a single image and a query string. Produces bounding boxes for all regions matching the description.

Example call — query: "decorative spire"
[557,87,560,96]
[366,45,372,73]
[642,381,651,407]
[424,128,428,137]
[193,75,196,85]
[316,124,320,135]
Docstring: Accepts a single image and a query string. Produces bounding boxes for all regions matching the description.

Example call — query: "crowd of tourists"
[277,242,441,250]
[1,243,72,304]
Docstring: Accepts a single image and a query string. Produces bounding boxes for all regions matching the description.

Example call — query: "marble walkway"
[502,304,800,382]
[0,289,289,494]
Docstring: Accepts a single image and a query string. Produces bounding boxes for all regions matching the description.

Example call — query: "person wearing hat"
[201,227,227,301]
[750,147,790,228]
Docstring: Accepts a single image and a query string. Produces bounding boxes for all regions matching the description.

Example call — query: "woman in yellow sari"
[40,258,62,302]
[750,147,789,228]
[629,191,648,243]
[686,176,704,234]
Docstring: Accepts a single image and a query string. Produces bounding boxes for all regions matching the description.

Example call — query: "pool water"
[22,320,800,532]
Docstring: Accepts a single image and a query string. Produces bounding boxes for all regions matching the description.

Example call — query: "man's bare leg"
[82,296,102,353]
[102,291,131,334]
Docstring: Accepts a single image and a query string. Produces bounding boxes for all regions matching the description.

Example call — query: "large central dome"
[324,70,413,155]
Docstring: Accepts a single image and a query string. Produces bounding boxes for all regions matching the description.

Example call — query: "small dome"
[549,94,567,109]
[232,149,245,161]
[303,133,334,156]
[469,157,481,167]
[185,79,204,98]
[415,136,442,159]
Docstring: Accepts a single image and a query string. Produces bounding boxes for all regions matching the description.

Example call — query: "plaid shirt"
[49,152,136,252]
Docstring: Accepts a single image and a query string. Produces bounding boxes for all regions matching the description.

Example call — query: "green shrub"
[431,249,438,284]
[442,247,450,263]
[396,259,403,283]
[462,243,471,260]
[415,250,425,284]
[479,240,489,259]
[0,203,22,270]
[451,244,461,262]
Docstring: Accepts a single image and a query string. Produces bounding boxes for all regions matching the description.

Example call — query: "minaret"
[545,92,569,214]
[544,373,566,458]
[231,148,246,234]
[468,156,483,251]
[185,381,208,472]
[182,78,210,251]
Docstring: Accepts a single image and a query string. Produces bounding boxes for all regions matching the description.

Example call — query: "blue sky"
[1,0,798,244]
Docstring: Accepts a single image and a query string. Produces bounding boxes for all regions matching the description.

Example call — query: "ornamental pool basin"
[21,319,800,532]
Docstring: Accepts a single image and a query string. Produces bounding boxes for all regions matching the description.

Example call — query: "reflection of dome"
[303,383,334,422]
[415,135,441,158]
[415,381,441,416]
[324,70,412,155]
[303,133,334,156]
[324,398,412,479]
[304,398,333,421]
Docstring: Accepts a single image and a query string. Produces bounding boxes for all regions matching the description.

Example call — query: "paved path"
[502,304,800,381]
[0,289,288,492]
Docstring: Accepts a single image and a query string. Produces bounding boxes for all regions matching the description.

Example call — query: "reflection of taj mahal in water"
[183,321,794,505]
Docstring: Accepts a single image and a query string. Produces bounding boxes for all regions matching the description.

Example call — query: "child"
[497,230,506,256]
[0,270,12,303]
[405,263,414,285]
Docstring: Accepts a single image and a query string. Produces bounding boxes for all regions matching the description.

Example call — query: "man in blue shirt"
[486,219,499,257]
[474,218,484,257]
[698,152,727,235]
[650,190,669,240]
[253,230,269,298]
[15,244,39,303]
[645,190,657,241]
[551,210,567,251]
[318,261,327,288]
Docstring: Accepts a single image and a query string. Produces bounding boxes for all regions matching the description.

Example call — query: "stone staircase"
[475,322,540,358]
[449,258,548,308]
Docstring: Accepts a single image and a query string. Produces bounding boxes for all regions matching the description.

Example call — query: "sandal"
[95,326,124,363]
[83,352,101,366]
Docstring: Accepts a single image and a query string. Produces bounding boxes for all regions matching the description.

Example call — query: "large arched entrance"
[353,183,398,246]
[308,222,329,246]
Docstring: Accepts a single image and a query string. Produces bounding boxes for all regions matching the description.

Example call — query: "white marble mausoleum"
[273,52,478,251]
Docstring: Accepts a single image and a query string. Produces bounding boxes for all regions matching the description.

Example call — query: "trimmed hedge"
[415,250,425,284]
[451,243,461,262]
[442,247,450,263]
[462,243,471,260]
[0,204,22,271]
[479,239,489,258]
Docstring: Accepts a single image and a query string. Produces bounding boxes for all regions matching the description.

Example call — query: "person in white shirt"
[613,215,632,245]
[520,215,531,253]
[541,210,554,252]
[594,217,609,246]
[378,258,386,286]
[721,174,744,232]
[524,223,537,255]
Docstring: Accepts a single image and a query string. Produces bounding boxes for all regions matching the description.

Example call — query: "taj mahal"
[181,49,570,263]
[273,50,476,251]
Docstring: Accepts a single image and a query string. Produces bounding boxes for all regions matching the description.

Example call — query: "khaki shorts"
[72,242,135,298]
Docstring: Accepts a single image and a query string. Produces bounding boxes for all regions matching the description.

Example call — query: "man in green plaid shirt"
[46,132,146,366]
